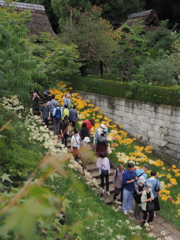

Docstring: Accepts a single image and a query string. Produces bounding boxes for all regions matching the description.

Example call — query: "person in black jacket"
[80,122,89,140]
[60,116,70,147]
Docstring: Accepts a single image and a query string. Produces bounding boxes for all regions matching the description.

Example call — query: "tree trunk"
[100,61,103,77]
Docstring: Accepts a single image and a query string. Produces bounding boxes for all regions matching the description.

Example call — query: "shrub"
[69,76,180,107]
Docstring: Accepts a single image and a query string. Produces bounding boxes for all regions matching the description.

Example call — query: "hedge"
[69,76,180,107]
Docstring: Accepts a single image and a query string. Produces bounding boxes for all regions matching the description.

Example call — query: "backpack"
[55,108,61,120]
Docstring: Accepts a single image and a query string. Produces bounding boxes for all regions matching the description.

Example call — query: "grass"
[48,168,156,240]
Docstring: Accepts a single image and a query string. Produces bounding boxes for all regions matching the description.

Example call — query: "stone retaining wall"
[77,91,180,166]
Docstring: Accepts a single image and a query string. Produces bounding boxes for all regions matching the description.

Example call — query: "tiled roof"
[128,9,153,19]
[0,0,45,11]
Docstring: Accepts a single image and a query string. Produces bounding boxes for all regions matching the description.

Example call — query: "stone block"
[161,223,180,238]
[170,116,180,124]
[153,223,171,235]
[168,234,180,240]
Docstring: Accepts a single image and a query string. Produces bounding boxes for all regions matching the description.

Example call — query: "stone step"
[96,174,114,185]
[86,163,97,172]
[104,193,114,205]
[91,170,114,179]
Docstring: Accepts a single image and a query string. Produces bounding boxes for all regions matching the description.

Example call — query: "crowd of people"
[32,90,161,227]
[98,155,161,226]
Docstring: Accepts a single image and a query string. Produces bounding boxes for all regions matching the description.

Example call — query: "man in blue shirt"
[135,164,150,180]
[122,162,138,215]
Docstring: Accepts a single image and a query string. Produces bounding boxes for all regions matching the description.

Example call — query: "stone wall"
[77,91,180,166]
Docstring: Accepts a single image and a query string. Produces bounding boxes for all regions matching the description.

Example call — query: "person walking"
[135,164,150,180]
[133,176,146,220]
[63,93,71,109]
[146,170,161,216]
[94,123,108,145]
[113,164,124,202]
[52,103,61,135]
[141,182,154,226]
[32,91,40,115]
[84,119,95,132]
[71,129,81,161]
[122,162,138,215]
[63,105,69,120]
[41,100,50,128]
[80,122,89,141]
[69,105,78,129]
[95,130,108,157]
[97,152,110,195]
[60,116,69,147]
[49,95,58,124]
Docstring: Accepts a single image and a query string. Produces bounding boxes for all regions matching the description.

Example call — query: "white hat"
[83,137,90,143]
[100,124,106,129]
[138,176,146,183]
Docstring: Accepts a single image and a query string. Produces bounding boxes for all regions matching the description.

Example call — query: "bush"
[69,76,180,107]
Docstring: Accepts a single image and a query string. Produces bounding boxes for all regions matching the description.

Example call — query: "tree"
[110,24,148,81]
[51,0,146,30]
[0,8,42,100]
[27,33,81,87]
[138,56,177,86]
[60,6,115,76]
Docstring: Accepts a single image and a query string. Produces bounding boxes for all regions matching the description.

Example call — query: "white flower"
[161,231,166,236]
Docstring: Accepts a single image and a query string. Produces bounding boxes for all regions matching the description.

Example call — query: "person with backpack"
[52,103,61,135]
[113,164,124,202]
[95,130,108,157]
[63,93,71,109]
[146,171,161,217]
[69,105,78,129]
[49,95,58,124]
[60,116,70,147]
[133,176,146,220]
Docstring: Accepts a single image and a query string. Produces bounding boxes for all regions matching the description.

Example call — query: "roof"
[0,0,45,11]
[0,0,55,36]
[125,9,161,31]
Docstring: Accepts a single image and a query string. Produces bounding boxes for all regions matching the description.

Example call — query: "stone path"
[86,162,180,240]
[33,94,180,240]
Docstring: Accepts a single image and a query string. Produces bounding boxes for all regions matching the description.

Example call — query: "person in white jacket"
[141,182,154,227]
[97,152,110,195]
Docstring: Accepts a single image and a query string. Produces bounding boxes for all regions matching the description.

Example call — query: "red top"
[84,120,93,132]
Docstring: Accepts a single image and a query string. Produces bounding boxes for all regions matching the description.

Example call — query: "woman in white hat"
[141,182,154,227]
[82,137,91,145]
[133,176,146,220]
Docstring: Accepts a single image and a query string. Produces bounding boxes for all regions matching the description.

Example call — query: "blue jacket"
[69,109,78,122]
[122,170,137,191]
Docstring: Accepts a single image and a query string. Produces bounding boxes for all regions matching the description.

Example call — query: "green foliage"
[60,6,115,75]
[138,56,177,86]
[51,0,145,29]
[146,28,175,52]
[110,24,149,81]
[27,33,81,88]
[0,8,42,101]
[69,76,180,107]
